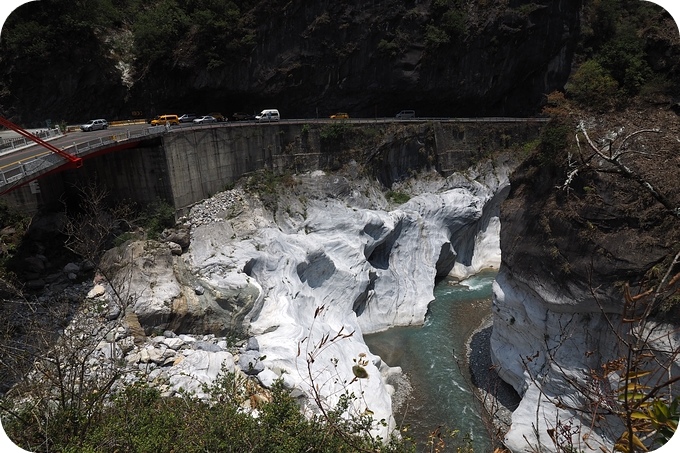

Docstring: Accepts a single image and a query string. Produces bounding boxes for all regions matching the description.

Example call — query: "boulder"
[167,350,235,396]
[238,350,264,375]
[63,262,80,274]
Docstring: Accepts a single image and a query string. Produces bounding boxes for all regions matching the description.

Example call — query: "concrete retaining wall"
[2,121,546,215]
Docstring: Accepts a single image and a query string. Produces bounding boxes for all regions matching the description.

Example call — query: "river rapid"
[365,271,498,452]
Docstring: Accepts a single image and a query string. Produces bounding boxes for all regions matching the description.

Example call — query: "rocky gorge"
[65,154,512,442]
[3,1,680,450]
[5,107,679,452]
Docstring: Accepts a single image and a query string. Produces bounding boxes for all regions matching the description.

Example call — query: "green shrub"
[320,122,351,141]
[113,231,136,247]
[441,9,466,37]
[1,370,415,453]
[424,25,449,48]
[596,25,652,95]
[377,39,400,58]
[386,190,411,205]
[141,200,175,239]
[567,59,619,110]
[539,121,571,159]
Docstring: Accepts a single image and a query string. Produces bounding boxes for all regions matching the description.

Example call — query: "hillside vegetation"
[0,0,581,122]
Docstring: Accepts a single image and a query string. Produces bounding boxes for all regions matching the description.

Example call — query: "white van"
[255,109,280,122]
[395,110,416,119]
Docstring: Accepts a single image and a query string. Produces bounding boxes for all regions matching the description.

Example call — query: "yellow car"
[151,114,180,126]
[330,112,349,119]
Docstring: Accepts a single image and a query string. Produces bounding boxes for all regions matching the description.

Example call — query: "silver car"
[193,116,217,124]
[81,119,108,131]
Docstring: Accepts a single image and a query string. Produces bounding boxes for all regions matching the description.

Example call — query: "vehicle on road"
[179,113,197,123]
[80,119,108,131]
[193,116,217,124]
[395,110,416,119]
[209,112,226,122]
[231,112,254,121]
[255,109,280,122]
[151,114,180,126]
[330,112,349,119]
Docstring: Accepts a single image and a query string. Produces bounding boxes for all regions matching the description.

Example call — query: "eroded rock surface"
[95,158,513,438]
[491,113,680,452]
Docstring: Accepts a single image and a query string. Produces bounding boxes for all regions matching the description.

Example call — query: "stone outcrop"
[490,114,680,452]
[94,154,514,439]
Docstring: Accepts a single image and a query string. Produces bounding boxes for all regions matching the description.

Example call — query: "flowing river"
[365,271,497,452]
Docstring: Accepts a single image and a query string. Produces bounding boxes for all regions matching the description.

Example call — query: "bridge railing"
[64,125,166,154]
[0,127,63,155]
[0,125,167,188]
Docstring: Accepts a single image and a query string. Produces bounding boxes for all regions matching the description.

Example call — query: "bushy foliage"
[377,39,400,58]
[386,190,411,205]
[1,371,414,453]
[132,0,190,64]
[319,122,351,141]
[131,0,257,71]
[596,24,652,96]
[425,0,467,48]
[537,91,573,160]
[569,0,664,108]
[567,60,619,110]
[0,203,29,269]
[141,199,176,240]
[424,25,450,48]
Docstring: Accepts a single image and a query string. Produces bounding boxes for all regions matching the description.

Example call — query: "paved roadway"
[0,118,360,171]
[1,116,549,174]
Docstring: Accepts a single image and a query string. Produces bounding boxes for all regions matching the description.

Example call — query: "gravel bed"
[466,315,521,445]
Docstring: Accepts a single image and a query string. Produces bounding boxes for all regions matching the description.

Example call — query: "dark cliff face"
[0,0,581,125]
[0,0,128,125]
[499,108,680,315]
[145,0,582,118]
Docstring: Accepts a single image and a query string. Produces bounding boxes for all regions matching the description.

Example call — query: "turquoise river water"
[365,271,497,452]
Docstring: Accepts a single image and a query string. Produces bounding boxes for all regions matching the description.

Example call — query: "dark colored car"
[209,112,227,122]
[231,112,255,121]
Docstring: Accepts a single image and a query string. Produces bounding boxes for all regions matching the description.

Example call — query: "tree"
[567,60,619,110]
[0,183,138,450]
[529,121,680,452]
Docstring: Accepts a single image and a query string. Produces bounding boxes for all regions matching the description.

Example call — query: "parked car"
[255,109,280,122]
[151,114,180,126]
[395,110,416,119]
[231,112,254,121]
[209,112,226,122]
[193,115,217,124]
[80,119,108,131]
[330,112,349,119]
[179,113,197,123]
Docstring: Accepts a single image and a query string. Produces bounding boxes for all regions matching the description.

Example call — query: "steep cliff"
[136,0,582,119]
[491,107,680,451]
[0,0,581,124]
